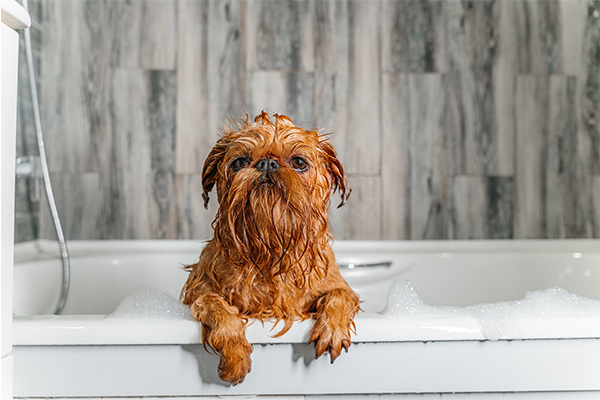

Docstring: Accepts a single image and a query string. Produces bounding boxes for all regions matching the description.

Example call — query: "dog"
[181,112,360,385]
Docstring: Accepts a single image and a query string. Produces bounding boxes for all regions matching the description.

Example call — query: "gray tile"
[444,0,514,176]
[580,0,600,174]
[175,174,218,240]
[39,0,110,173]
[449,176,514,239]
[514,75,596,238]
[246,0,315,72]
[514,75,546,238]
[21,0,600,241]
[449,176,487,240]
[512,0,563,74]
[38,173,102,240]
[176,0,248,174]
[329,175,381,240]
[325,0,381,175]
[592,176,600,238]
[383,73,447,240]
[559,0,587,76]
[381,73,409,239]
[14,178,36,213]
[14,213,38,243]
[547,75,600,238]
[247,71,314,126]
[109,0,177,70]
[103,69,178,239]
[486,177,514,239]
[381,0,447,73]
[312,1,335,131]
[16,46,39,159]
[14,178,40,242]
[545,76,576,238]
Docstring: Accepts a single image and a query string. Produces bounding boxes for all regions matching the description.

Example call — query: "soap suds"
[383,279,600,340]
[108,288,193,320]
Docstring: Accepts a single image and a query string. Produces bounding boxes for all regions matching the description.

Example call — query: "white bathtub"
[12,239,600,399]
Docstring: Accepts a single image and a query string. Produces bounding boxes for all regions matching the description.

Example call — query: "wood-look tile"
[514,76,546,238]
[592,176,600,238]
[104,69,177,239]
[580,0,600,174]
[382,73,447,240]
[175,175,218,240]
[14,213,37,243]
[546,75,598,238]
[80,0,112,173]
[514,75,596,239]
[247,71,315,126]
[444,0,514,176]
[381,73,408,239]
[312,0,335,131]
[449,176,514,239]
[39,0,110,173]
[486,177,514,239]
[16,9,41,159]
[13,178,40,242]
[18,0,600,242]
[381,0,447,73]
[326,0,381,175]
[38,173,102,240]
[109,0,177,70]
[512,0,562,74]
[176,0,248,174]
[492,0,520,177]
[246,0,315,72]
[559,0,587,76]
[545,76,574,238]
[449,176,487,240]
[329,176,381,240]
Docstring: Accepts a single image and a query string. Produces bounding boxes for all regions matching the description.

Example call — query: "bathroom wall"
[15,0,600,242]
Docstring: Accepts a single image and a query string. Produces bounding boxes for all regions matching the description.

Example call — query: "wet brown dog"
[181,112,360,385]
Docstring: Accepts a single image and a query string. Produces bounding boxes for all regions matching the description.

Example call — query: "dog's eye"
[231,157,250,171]
[290,157,308,172]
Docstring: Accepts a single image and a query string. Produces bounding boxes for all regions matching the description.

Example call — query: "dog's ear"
[201,141,226,209]
[319,139,351,208]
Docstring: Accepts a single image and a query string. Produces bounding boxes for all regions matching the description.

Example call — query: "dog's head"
[202,112,350,273]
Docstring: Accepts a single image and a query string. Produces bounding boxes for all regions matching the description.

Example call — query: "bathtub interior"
[13,239,600,318]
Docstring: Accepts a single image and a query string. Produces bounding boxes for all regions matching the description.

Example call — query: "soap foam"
[108,288,193,321]
[383,279,600,340]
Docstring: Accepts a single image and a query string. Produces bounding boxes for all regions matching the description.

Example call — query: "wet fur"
[181,112,360,385]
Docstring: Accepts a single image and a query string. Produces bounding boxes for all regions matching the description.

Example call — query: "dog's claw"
[341,339,351,353]
[309,319,351,364]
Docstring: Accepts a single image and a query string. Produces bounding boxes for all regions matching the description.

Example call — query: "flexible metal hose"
[21,0,70,314]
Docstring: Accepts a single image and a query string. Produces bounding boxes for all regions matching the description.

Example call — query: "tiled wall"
[15,0,600,242]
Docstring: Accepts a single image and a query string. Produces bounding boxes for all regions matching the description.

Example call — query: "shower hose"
[21,0,70,314]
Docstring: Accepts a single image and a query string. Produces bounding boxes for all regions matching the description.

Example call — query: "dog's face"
[201,112,350,274]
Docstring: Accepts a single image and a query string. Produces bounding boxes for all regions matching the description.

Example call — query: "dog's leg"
[309,287,360,362]
[191,292,253,385]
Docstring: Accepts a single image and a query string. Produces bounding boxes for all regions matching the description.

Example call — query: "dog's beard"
[214,170,326,280]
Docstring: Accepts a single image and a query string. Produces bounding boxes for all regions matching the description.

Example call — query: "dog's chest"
[225,277,315,318]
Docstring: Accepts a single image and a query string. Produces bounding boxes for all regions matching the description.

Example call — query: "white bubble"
[382,279,600,341]
[108,288,193,321]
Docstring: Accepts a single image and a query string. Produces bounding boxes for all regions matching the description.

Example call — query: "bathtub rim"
[13,311,600,346]
[13,238,600,346]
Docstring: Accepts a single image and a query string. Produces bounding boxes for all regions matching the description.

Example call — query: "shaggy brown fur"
[181,112,360,385]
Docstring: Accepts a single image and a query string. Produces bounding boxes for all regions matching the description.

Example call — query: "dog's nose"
[256,158,279,173]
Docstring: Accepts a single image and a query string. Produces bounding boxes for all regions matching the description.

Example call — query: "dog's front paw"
[308,316,352,363]
[309,287,358,363]
[217,338,253,385]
